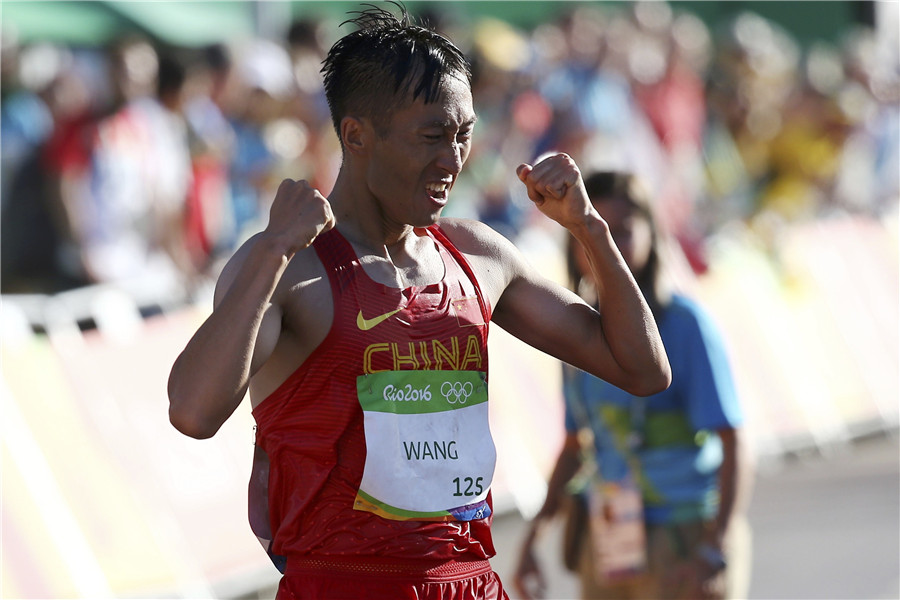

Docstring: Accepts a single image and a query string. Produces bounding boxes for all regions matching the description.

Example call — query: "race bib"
[354,370,495,522]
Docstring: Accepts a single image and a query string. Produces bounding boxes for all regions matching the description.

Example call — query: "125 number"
[452,476,484,497]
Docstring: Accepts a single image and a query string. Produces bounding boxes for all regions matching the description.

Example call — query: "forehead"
[593,195,642,219]
[393,75,475,128]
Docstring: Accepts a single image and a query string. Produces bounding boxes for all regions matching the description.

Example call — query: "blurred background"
[0,1,897,598]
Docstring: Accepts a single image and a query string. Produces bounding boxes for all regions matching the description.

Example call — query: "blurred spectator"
[762,41,850,222]
[532,6,670,211]
[628,5,713,272]
[183,43,237,274]
[1,41,54,204]
[699,11,804,248]
[223,38,294,246]
[0,2,895,305]
[464,16,538,235]
[631,5,710,157]
[0,42,115,293]
[77,38,195,298]
[833,26,900,215]
[514,171,751,600]
[1,41,63,292]
[282,18,341,193]
[285,18,329,135]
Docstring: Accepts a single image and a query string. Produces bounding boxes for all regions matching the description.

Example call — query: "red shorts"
[277,556,509,600]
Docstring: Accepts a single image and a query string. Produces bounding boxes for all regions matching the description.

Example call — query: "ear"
[340,116,370,156]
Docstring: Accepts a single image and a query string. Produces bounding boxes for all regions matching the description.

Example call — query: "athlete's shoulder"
[435,217,519,259]
[214,232,323,307]
[435,218,528,309]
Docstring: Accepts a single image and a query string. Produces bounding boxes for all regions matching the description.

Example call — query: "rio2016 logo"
[441,381,474,404]
[383,384,432,402]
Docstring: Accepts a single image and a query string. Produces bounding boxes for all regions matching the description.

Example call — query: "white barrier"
[2,214,897,598]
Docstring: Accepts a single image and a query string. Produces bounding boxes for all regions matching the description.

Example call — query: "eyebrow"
[421,116,478,129]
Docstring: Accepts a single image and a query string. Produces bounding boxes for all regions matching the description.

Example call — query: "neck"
[328,168,417,251]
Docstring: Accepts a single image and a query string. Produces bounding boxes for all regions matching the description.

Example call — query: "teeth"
[426,183,448,193]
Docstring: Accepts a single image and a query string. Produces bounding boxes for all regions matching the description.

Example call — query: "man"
[168,5,670,599]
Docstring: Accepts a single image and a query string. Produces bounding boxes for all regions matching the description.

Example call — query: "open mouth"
[425,181,450,202]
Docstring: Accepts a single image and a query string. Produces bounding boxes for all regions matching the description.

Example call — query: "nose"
[437,140,465,175]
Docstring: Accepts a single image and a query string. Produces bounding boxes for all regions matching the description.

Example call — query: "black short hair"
[320,2,472,145]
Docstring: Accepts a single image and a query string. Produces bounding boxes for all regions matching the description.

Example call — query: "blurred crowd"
[1,2,897,304]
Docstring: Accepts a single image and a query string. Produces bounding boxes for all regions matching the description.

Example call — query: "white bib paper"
[354,370,496,521]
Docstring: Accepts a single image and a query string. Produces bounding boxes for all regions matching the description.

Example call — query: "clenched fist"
[516,153,597,231]
[265,179,336,258]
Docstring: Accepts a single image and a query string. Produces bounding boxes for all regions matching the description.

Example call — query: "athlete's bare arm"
[442,153,670,396]
[168,179,335,439]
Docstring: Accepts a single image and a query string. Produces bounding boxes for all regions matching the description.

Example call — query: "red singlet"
[251,226,506,598]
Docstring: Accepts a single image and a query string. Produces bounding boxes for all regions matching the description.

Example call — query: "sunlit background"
[1,1,897,598]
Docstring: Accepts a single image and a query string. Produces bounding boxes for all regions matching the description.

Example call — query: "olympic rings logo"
[441,381,474,404]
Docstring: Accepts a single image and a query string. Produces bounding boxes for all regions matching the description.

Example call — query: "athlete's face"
[365,74,476,228]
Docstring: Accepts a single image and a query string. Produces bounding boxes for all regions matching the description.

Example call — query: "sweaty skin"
[168,76,669,452]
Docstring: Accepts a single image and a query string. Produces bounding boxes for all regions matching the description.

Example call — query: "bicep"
[491,265,617,377]
[212,239,284,376]
[442,218,619,380]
